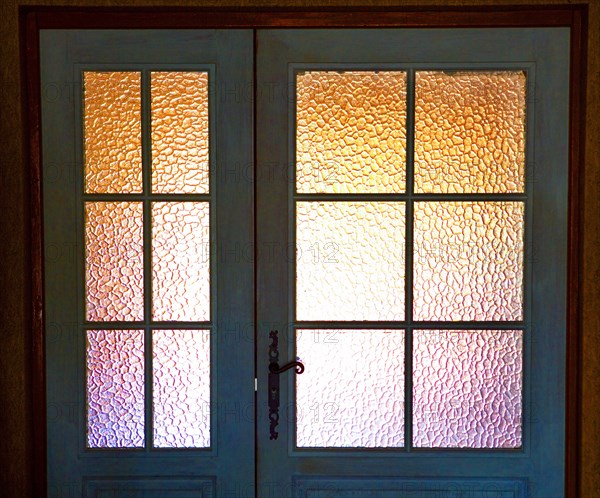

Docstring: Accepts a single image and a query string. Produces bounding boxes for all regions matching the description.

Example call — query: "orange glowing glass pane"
[83,72,142,193]
[151,72,209,193]
[415,71,526,193]
[296,71,407,193]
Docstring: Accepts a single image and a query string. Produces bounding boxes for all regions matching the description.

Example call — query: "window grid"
[292,68,527,451]
[82,69,213,451]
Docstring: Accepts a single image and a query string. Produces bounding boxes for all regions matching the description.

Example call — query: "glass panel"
[85,202,144,322]
[297,202,405,321]
[296,329,405,447]
[83,72,142,193]
[152,202,210,321]
[296,71,407,193]
[414,71,526,193]
[153,330,210,448]
[87,329,144,448]
[413,329,523,448]
[414,202,524,321]
[151,72,210,193]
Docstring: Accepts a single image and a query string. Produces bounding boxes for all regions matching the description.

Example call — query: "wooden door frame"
[21,5,587,497]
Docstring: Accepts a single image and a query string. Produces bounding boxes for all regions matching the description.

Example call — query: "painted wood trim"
[565,6,588,498]
[22,10,47,498]
[25,6,578,29]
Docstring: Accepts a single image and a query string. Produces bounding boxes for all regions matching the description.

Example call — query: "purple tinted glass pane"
[87,329,145,448]
[413,329,523,448]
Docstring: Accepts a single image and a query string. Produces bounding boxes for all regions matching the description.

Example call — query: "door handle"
[268,330,305,440]
[269,360,305,375]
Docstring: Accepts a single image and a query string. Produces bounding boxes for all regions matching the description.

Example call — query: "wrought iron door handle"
[269,360,305,375]
[268,330,305,440]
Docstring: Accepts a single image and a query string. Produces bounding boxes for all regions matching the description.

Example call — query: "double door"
[42,28,569,498]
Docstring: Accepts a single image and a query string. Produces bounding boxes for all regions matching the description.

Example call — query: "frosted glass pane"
[414,202,524,321]
[153,330,210,448]
[152,202,210,321]
[297,202,405,321]
[87,329,144,448]
[151,72,209,193]
[296,71,407,193]
[84,72,142,193]
[85,202,144,322]
[413,330,522,448]
[415,71,526,193]
[296,329,405,447]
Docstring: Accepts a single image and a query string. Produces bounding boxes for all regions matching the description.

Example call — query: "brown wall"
[0,1,597,497]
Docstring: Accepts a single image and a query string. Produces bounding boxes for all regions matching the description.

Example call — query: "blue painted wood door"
[255,29,569,498]
[42,27,570,498]
[41,30,255,498]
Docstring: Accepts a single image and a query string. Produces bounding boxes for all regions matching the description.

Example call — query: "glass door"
[41,29,255,497]
[256,28,569,498]
[42,26,570,498]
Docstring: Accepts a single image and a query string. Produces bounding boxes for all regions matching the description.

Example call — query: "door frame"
[21,5,588,497]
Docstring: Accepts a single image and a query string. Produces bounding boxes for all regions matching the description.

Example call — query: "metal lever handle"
[268,330,305,440]
[269,360,305,375]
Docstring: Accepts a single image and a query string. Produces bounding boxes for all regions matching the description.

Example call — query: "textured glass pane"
[152,202,210,321]
[296,329,405,447]
[151,72,209,193]
[413,330,523,448]
[297,202,405,321]
[153,330,210,448]
[87,329,144,448]
[84,72,142,193]
[296,71,407,193]
[85,202,144,322]
[414,202,524,321]
[415,71,526,193]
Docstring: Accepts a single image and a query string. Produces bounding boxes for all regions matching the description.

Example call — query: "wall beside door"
[0,1,597,497]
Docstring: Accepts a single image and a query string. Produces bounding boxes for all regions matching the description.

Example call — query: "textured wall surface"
[0,1,597,497]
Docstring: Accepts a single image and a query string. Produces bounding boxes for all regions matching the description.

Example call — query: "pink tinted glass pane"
[87,329,144,448]
[413,330,522,448]
[152,202,210,321]
[153,329,211,448]
[85,202,144,322]
[296,329,404,447]
[413,202,524,321]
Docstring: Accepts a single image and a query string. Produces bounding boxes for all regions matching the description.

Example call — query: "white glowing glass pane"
[296,329,405,447]
[296,202,405,321]
[153,329,211,448]
[152,202,210,321]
